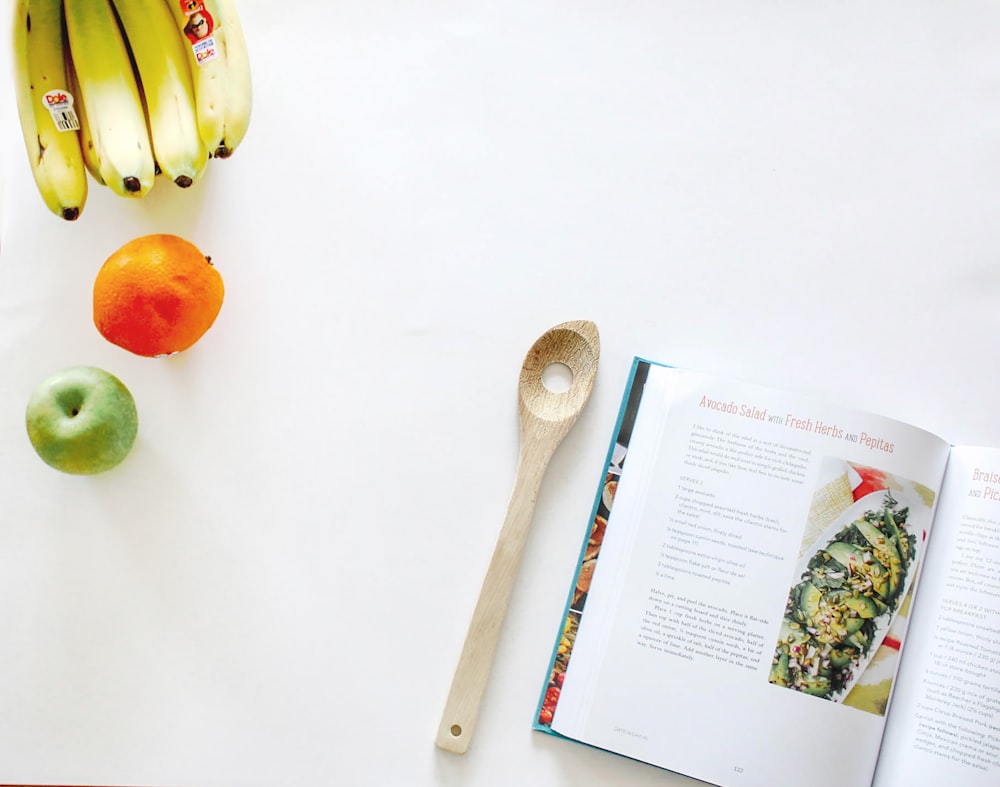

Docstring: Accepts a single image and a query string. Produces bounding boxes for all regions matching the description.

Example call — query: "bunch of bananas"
[12,0,252,221]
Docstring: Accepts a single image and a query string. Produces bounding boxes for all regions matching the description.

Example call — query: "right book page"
[873,445,1000,785]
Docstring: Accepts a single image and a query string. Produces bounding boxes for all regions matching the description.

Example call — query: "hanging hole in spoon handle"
[435,320,600,755]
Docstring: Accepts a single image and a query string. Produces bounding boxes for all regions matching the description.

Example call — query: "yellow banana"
[211,0,252,158]
[111,0,207,187]
[11,0,88,220]
[166,0,227,156]
[64,41,104,186]
[64,0,156,197]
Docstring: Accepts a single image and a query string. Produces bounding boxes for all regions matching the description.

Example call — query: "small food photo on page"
[537,610,580,727]
[768,457,936,715]
[538,477,615,727]
[535,361,651,731]
[572,499,611,611]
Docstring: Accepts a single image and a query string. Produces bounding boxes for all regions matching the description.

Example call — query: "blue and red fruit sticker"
[177,0,218,64]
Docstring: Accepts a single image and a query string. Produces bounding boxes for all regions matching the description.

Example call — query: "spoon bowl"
[436,319,600,754]
[518,320,600,427]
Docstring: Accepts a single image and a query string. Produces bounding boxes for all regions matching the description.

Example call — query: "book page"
[873,445,1000,786]
[547,363,951,787]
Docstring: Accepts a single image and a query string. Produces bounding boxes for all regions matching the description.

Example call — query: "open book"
[534,358,1000,787]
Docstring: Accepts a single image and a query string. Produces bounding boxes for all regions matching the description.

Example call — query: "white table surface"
[2,2,1000,785]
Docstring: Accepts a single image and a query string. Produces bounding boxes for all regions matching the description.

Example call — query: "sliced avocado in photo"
[825,541,891,600]
[826,588,878,619]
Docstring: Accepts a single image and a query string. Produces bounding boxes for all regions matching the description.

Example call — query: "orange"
[93,233,224,357]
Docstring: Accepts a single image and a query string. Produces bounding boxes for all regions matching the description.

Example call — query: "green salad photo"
[769,491,917,704]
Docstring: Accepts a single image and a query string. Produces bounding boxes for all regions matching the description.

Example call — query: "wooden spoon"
[435,319,600,754]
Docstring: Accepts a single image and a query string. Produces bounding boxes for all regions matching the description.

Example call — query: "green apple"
[25,366,139,475]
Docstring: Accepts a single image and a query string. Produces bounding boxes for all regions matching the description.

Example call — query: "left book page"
[535,360,951,787]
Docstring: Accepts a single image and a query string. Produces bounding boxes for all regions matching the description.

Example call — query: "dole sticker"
[42,89,80,132]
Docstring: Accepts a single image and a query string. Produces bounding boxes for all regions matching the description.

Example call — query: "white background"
[1,2,999,785]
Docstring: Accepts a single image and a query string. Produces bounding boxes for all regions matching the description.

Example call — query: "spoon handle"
[435,432,557,754]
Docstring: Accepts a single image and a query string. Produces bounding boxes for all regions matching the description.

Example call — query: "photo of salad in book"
[770,477,926,711]
[534,359,1000,787]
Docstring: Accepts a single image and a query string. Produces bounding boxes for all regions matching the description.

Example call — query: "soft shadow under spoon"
[435,319,600,754]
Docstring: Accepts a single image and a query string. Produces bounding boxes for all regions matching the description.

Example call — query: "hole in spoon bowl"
[542,362,574,393]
